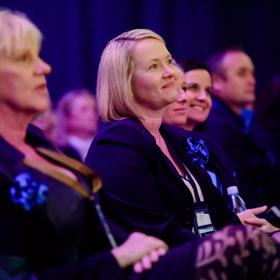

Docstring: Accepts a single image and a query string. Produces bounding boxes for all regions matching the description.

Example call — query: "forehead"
[132,38,169,65]
[184,69,211,83]
[221,51,254,72]
[71,94,96,108]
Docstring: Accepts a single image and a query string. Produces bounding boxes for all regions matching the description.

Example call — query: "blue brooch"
[10,173,48,211]
[186,137,209,168]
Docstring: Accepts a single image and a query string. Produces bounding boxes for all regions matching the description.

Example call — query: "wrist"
[111,246,129,268]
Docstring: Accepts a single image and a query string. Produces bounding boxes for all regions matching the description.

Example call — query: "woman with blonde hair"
[54,88,98,161]
[86,29,280,278]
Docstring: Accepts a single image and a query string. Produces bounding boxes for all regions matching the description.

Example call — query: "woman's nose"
[177,88,187,102]
[36,58,52,75]
[163,64,177,78]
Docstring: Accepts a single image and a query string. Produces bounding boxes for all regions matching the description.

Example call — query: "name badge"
[193,202,215,238]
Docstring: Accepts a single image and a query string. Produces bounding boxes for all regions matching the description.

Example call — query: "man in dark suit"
[197,48,280,208]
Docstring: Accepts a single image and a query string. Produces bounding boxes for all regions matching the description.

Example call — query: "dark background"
[1,0,279,104]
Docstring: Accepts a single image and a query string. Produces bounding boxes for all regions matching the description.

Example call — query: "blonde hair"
[0,9,42,58]
[54,89,96,145]
[97,29,164,122]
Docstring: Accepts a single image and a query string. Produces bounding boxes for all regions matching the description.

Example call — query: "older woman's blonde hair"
[97,29,164,122]
[0,9,42,58]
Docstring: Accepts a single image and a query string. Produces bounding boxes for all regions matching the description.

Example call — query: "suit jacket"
[187,130,239,198]
[0,125,125,280]
[86,118,240,247]
[197,97,280,208]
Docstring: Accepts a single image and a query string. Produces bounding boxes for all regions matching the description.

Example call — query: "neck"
[229,104,244,115]
[139,115,162,135]
[136,103,165,133]
[139,115,164,151]
[0,106,33,147]
[229,103,253,116]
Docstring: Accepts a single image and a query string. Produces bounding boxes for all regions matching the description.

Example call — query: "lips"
[162,82,174,89]
[35,83,48,96]
[173,107,187,114]
[36,84,46,90]
[191,105,205,110]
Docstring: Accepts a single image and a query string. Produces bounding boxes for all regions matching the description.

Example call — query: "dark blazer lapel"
[161,124,216,193]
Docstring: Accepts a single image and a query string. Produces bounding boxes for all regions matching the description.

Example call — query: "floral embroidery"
[10,173,48,211]
[186,137,209,168]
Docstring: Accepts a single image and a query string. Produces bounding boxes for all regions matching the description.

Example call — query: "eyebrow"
[146,54,172,63]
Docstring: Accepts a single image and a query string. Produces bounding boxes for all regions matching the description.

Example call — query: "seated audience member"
[85,29,280,246]
[163,60,237,197]
[164,60,280,229]
[1,10,280,280]
[54,89,98,161]
[197,48,279,208]
[164,60,212,131]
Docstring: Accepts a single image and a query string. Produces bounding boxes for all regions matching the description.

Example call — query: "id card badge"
[193,202,215,238]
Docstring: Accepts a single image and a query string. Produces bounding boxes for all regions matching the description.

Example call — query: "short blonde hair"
[54,89,97,145]
[97,29,164,122]
[0,9,42,58]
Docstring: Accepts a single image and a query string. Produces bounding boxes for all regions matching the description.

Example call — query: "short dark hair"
[179,59,210,74]
[206,47,244,77]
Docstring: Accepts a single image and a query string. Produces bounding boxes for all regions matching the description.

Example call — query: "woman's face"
[131,38,180,113]
[0,42,51,115]
[67,94,98,136]
[163,72,188,128]
[184,69,212,127]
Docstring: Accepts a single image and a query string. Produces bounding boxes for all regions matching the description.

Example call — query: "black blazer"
[86,118,240,247]
[197,97,280,208]
[0,125,125,280]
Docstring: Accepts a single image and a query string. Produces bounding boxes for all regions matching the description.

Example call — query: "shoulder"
[26,124,56,150]
[162,124,196,150]
[94,118,153,147]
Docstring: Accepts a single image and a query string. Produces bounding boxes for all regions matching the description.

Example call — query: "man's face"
[215,51,256,112]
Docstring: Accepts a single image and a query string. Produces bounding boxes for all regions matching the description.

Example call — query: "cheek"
[203,108,211,120]
[186,92,196,103]
[0,74,17,92]
[133,73,158,93]
[207,98,212,109]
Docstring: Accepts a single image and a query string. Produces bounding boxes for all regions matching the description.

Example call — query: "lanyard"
[23,147,117,248]
[182,165,204,203]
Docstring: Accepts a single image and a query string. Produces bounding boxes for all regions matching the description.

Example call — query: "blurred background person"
[53,88,99,161]
[196,48,280,208]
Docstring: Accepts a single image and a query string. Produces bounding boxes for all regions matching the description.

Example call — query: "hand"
[237,205,280,233]
[271,230,280,243]
[111,232,168,273]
